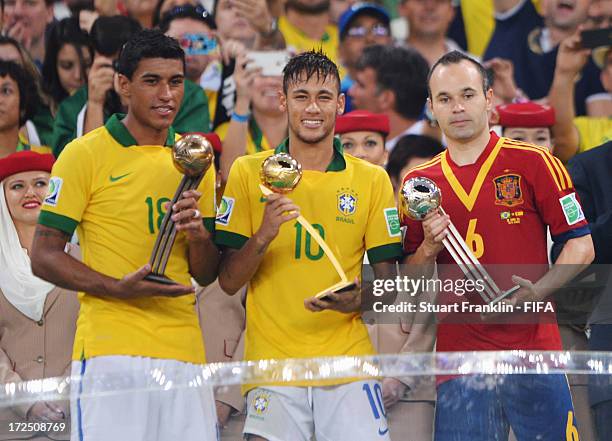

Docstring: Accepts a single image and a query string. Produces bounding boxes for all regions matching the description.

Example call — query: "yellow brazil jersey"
[38,114,216,364]
[575,116,612,153]
[215,138,403,390]
[214,118,274,156]
[278,15,341,72]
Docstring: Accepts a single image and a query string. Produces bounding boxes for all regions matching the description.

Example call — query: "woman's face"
[0,44,23,65]
[251,75,283,115]
[57,43,91,96]
[0,74,20,132]
[3,170,49,226]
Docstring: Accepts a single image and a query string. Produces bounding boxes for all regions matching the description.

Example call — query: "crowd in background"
[0,0,610,440]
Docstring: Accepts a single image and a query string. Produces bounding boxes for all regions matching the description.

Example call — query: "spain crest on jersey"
[493,174,524,207]
[337,190,357,216]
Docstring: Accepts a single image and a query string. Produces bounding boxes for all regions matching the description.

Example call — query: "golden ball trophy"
[145,133,214,285]
[401,177,519,305]
[259,153,356,298]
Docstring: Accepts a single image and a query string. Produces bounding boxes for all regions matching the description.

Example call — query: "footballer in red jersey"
[401,51,594,441]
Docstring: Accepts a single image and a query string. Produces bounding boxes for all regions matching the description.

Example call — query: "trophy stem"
[438,207,521,305]
[259,184,350,296]
[147,174,204,281]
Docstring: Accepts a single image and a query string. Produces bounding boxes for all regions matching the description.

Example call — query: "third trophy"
[401,177,520,305]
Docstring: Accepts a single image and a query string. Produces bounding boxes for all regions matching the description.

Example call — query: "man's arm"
[30,226,195,298]
[218,193,300,294]
[171,189,220,286]
[511,235,595,304]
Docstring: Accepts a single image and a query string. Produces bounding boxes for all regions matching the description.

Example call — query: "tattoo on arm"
[34,229,70,240]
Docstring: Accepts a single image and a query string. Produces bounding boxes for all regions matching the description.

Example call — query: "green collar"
[274,137,346,172]
[105,113,176,147]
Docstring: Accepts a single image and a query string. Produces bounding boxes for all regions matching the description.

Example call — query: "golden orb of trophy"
[172,133,214,178]
[260,153,302,193]
[401,177,442,220]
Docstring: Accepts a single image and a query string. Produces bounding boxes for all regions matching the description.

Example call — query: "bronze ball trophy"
[145,133,214,285]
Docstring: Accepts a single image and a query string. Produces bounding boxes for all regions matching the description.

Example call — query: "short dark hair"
[158,5,216,33]
[116,29,186,80]
[282,49,340,94]
[90,15,142,57]
[427,50,490,99]
[356,45,429,120]
[386,134,443,182]
[0,60,41,126]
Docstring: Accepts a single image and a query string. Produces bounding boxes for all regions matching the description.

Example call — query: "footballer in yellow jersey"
[32,30,219,441]
[216,50,401,441]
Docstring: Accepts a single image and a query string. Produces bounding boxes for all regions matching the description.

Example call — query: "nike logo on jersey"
[110,173,131,182]
[378,427,389,436]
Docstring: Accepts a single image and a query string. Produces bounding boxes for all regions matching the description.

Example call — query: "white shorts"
[70,355,218,441]
[243,380,391,441]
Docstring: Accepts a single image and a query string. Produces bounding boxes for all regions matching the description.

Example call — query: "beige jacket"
[0,258,79,440]
[197,280,246,412]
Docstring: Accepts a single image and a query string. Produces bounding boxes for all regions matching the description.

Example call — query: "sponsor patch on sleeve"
[559,193,585,226]
[43,177,63,207]
[384,207,401,237]
[216,196,235,226]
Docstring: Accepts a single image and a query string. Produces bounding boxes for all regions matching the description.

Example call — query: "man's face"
[348,67,384,112]
[340,15,391,70]
[339,131,387,165]
[399,0,454,39]
[0,74,20,132]
[251,75,283,115]
[428,60,492,143]
[166,18,213,82]
[586,0,612,28]
[214,0,256,42]
[280,73,345,145]
[117,57,185,132]
[503,127,553,150]
[3,0,54,47]
[543,0,591,30]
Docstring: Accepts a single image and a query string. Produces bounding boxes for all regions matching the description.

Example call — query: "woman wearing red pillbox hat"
[335,110,390,166]
[0,151,79,438]
[496,101,555,151]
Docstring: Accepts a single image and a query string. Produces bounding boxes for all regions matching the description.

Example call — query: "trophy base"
[314,280,357,300]
[488,285,521,306]
[144,274,178,285]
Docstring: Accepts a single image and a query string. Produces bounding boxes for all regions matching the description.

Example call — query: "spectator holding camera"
[53,15,212,157]
[215,49,287,182]
[549,29,611,162]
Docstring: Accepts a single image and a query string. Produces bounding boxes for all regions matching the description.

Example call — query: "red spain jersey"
[400,132,590,357]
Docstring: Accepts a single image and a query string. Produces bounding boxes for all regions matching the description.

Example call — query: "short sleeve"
[38,140,94,235]
[214,158,253,249]
[531,150,590,243]
[364,168,403,263]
